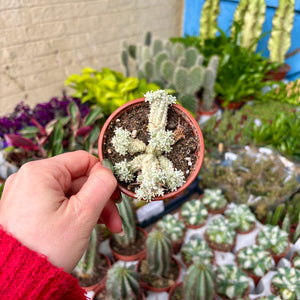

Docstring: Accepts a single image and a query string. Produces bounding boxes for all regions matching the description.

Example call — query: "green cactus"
[183,260,216,300]
[199,0,220,44]
[106,264,141,300]
[146,230,172,276]
[232,0,266,51]
[185,47,200,68]
[268,0,296,64]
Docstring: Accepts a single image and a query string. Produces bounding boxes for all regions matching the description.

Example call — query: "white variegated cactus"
[292,251,300,269]
[271,267,300,300]
[202,188,227,211]
[216,265,249,299]
[225,204,256,232]
[257,225,289,255]
[237,245,274,277]
[156,214,185,242]
[181,199,208,226]
[112,90,185,201]
[181,238,214,266]
[255,296,282,300]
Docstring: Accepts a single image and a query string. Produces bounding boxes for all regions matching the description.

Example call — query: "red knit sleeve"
[0,227,88,300]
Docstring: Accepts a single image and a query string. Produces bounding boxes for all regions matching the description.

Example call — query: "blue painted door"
[183,0,300,80]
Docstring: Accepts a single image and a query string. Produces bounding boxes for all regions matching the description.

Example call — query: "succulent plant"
[112,90,185,201]
[237,245,274,277]
[292,251,300,269]
[256,225,289,256]
[183,260,216,300]
[180,199,208,227]
[181,238,214,266]
[156,214,185,243]
[255,296,281,300]
[271,267,300,300]
[202,188,227,212]
[205,215,236,251]
[106,264,141,300]
[145,230,172,277]
[224,204,256,233]
[216,264,249,299]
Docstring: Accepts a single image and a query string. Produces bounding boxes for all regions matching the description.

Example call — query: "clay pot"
[204,231,236,252]
[137,254,181,293]
[109,227,148,262]
[98,98,205,201]
[216,97,246,110]
[264,63,291,81]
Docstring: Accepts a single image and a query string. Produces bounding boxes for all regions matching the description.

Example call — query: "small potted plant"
[202,188,228,214]
[253,296,281,300]
[109,193,148,261]
[137,230,181,292]
[72,226,111,292]
[216,264,250,300]
[256,225,290,264]
[224,204,257,234]
[205,215,236,252]
[98,90,205,201]
[180,238,214,268]
[156,214,186,254]
[180,198,209,229]
[270,267,300,300]
[291,251,300,269]
[236,245,274,285]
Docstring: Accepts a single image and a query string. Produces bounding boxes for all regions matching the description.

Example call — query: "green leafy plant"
[237,245,274,277]
[202,188,227,212]
[271,267,300,300]
[181,238,214,266]
[65,67,159,116]
[216,264,249,299]
[224,204,256,233]
[180,199,208,227]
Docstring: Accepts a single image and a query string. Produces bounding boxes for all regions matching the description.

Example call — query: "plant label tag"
[136,200,164,223]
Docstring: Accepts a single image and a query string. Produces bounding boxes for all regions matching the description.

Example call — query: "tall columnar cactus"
[146,230,172,276]
[199,0,220,44]
[231,0,266,51]
[113,194,137,247]
[106,264,141,300]
[268,0,295,64]
[183,260,216,300]
[112,90,185,201]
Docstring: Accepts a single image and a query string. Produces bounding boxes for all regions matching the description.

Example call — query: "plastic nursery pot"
[264,63,291,81]
[98,97,205,201]
[137,254,181,293]
[109,227,148,262]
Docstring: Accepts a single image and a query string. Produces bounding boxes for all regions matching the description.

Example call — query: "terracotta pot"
[204,231,236,252]
[207,203,228,215]
[235,222,256,234]
[109,227,148,262]
[98,98,205,201]
[264,63,291,81]
[93,285,146,300]
[137,254,181,293]
[171,233,186,255]
[216,97,245,110]
[196,100,219,121]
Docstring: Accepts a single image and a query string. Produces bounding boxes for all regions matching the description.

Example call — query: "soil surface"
[102,102,199,194]
[110,228,146,256]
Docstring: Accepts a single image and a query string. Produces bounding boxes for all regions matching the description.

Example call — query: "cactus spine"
[106,264,140,300]
[113,194,137,247]
[146,230,172,276]
[231,0,266,51]
[268,0,295,64]
[183,260,216,300]
[199,0,220,44]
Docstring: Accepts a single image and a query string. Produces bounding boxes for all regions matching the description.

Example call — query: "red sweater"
[0,227,87,299]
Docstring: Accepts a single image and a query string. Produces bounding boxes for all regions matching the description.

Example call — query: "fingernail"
[118,229,125,237]
[111,188,122,203]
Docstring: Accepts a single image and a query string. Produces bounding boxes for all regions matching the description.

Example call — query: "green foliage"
[183,260,216,300]
[65,67,160,116]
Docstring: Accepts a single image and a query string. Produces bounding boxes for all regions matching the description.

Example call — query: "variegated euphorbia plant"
[180,199,208,227]
[202,188,227,212]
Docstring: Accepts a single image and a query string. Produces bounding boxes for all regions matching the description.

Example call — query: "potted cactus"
[72,226,111,292]
[256,225,290,263]
[216,264,250,300]
[270,267,300,300]
[98,90,204,201]
[109,193,148,261]
[156,214,186,254]
[180,238,214,268]
[137,230,181,292]
[291,251,300,269]
[253,296,281,300]
[205,215,236,252]
[180,198,209,229]
[236,245,274,285]
[224,204,256,234]
[202,188,228,214]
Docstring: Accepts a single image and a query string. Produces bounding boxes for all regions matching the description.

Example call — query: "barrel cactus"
[183,260,216,300]
[106,264,141,300]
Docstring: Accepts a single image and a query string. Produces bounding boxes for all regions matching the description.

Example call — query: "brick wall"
[0,0,183,115]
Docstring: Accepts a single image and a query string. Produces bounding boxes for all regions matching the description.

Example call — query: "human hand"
[0,150,122,273]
